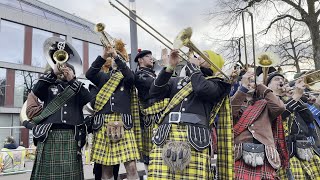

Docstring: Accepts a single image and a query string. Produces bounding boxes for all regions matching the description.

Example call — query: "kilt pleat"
[234,159,277,180]
[142,121,154,159]
[278,155,320,180]
[91,113,140,165]
[30,129,84,180]
[148,124,213,180]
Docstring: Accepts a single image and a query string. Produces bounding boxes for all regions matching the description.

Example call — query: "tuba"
[43,37,82,73]
[20,37,82,126]
[255,52,279,85]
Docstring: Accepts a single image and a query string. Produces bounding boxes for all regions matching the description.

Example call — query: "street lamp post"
[129,0,138,70]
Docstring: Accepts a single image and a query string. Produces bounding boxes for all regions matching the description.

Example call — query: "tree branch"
[264,14,304,34]
[281,0,308,15]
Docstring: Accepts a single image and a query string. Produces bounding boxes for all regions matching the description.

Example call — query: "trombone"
[173,27,229,80]
[108,0,188,60]
[109,0,229,79]
[288,70,320,91]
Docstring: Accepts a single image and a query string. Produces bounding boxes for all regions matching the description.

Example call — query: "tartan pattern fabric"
[32,86,76,124]
[91,113,140,165]
[278,156,306,180]
[279,116,320,179]
[278,155,320,180]
[30,130,84,180]
[235,159,278,180]
[131,87,143,155]
[272,116,290,169]
[142,120,155,158]
[233,99,267,137]
[140,99,169,160]
[215,96,234,180]
[148,124,214,180]
[154,76,234,179]
[94,71,124,113]
[141,98,170,115]
[157,82,193,124]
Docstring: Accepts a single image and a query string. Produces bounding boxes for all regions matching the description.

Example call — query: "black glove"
[22,120,36,130]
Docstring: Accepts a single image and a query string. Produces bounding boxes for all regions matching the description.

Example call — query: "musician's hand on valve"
[102,45,117,60]
[60,66,75,81]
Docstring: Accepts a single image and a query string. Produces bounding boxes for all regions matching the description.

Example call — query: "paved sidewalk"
[0,161,146,180]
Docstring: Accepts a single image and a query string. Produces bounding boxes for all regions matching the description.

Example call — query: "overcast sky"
[38,0,231,59]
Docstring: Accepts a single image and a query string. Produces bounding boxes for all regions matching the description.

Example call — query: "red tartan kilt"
[234,159,279,180]
[211,125,217,156]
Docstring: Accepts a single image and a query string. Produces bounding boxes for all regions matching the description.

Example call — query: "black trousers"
[94,163,120,180]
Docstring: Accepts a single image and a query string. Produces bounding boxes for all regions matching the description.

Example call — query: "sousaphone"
[20,37,82,125]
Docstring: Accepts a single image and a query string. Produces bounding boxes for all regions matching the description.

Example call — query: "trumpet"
[94,23,113,48]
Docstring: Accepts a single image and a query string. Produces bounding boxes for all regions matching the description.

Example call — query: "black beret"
[134,50,152,62]
[266,72,284,85]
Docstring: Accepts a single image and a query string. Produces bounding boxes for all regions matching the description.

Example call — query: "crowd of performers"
[21,36,320,180]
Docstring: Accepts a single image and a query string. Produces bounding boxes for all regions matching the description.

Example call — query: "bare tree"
[265,19,313,73]
[20,71,38,102]
[211,0,320,70]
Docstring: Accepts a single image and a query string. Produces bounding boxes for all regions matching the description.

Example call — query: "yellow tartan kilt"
[277,155,320,180]
[142,122,155,157]
[91,113,140,166]
[148,124,213,180]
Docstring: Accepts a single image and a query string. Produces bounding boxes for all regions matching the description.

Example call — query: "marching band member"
[134,48,169,176]
[86,45,140,180]
[277,71,320,179]
[231,69,287,180]
[148,49,232,179]
[30,37,92,180]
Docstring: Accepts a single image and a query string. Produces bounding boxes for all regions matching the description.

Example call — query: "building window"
[0,20,24,64]
[32,28,54,68]
[89,43,103,66]
[0,114,21,146]
[14,71,39,108]
[72,38,84,76]
[0,68,6,107]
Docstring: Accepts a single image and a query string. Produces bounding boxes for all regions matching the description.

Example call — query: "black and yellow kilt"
[142,117,155,159]
[278,155,320,180]
[30,129,84,180]
[148,124,213,180]
[91,113,140,165]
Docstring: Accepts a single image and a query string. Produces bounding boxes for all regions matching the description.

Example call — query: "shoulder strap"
[94,71,124,113]
[157,76,217,124]
[32,82,81,124]
[233,99,268,137]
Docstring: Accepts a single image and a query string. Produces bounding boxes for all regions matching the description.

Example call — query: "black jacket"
[150,63,231,123]
[32,72,92,126]
[134,67,157,108]
[86,56,134,115]
[282,97,315,138]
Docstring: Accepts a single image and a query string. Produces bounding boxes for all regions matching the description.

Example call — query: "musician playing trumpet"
[272,72,320,179]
